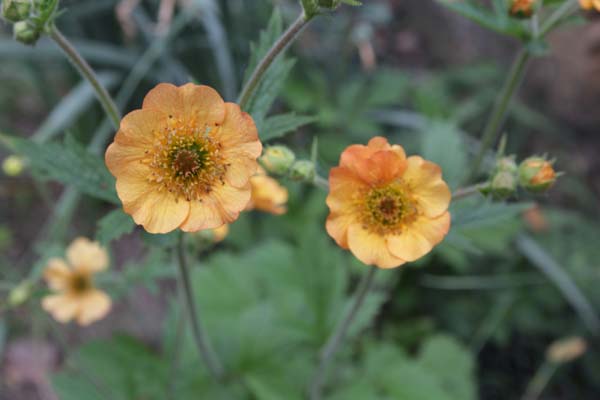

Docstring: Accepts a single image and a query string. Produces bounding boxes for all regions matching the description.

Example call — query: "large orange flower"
[42,238,111,326]
[105,83,262,233]
[326,137,451,269]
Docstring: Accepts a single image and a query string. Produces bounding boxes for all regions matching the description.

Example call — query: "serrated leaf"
[0,133,118,203]
[259,113,315,141]
[96,209,135,245]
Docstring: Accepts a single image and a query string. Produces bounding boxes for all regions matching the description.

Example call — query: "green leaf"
[259,113,316,141]
[96,209,136,245]
[0,133,118,203]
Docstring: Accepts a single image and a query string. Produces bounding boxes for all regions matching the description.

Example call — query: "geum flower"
[247,166,288,215]
[105,83,262,234]
[326,137,451,269]
[42,238,111,326]
[580,0,600,11]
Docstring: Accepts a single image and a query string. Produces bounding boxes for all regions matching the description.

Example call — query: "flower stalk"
[175,233,225,382]
[48,25,121,129]
[238,13,310,110]
[310,266,377,400]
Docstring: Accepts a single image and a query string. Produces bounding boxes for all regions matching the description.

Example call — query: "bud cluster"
[1,0,59,45]
[260,145,317,182]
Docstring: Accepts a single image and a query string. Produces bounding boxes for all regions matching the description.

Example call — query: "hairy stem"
[48,26,121,129]
[310,267,377,400]
[238,13,310,109]
[176,234,225,381]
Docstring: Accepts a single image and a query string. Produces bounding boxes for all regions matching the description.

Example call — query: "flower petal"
[42,294,79,323]
[402,156,451,217]
[142,83,184,118]
[124,188,191,234]
[180,83,226,126]
[43,258,72,291]
[248,174,288,215]
[387,212,451,262]
[347,223,405,269]
[210,183,252,222]
[326,166,366,213]
[75,289,112,326]
[66,238,109,273]
[180,197,224,232]
[325,212,354,249]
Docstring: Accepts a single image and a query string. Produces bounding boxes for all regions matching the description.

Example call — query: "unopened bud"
[509,0,536,18]
[8,280,33,307]
[289,159,316,182]
[519,156,558,193]
[547,337,587,364]
[2,0,31,23]
[260,145,296,175]
[13,20,40,45]
[2,155,25,176]
[496,156,518,173]
[489,170,517,199]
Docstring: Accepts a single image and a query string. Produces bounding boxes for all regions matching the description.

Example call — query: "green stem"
[48,26,121,129]
[238,13,310,109]
[175,234,225,382]
[539,0,579,37]
[452,183,486,200]
[521,362,558,400]
[313,174,330,191]
[310,267,377,400]
[469,49,530,179]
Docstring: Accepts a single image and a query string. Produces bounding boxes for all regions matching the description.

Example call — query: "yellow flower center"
[361,182,418,235]
[68,273,92,294]
[147,117,226,201]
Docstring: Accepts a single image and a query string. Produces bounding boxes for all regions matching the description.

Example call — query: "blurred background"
[1,0,599,399]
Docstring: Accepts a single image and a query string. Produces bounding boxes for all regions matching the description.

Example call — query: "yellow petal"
[142,83,184,118]
[210,182,252,222]
[180,83,226,126]
[387,212,451,262]
[325,212,354,249]
[347,223,405,269]
[402,156,451,218]
[125,188,191,234]
[66,237,109,273]
[180,196,224,232]
[42,293,79,323]
[75,289,112,326]
[43,258,72,291]
[248,174,288,215]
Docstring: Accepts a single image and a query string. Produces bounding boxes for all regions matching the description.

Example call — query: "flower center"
[362,183,418,235]
[146,118,226,202]
[69,273,92,294]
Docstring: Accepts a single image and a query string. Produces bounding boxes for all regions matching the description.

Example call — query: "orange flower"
[580,0,600,11]
[326,137,451,269]
[510,0,536,17]
[105,83,262,234]
[42,238,111,326]
[211,224,229,243]
[247,167,288,215]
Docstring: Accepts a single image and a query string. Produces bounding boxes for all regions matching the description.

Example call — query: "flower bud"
[318,0,342,9]
[13,20,40,45]
[300,0,320,18]
[519,156,557,193]
[289,159,316,182]
[496,156,518,174]
[1,0,31,23]
[547,337,587,364]
[509,0,536,18]
[8,280,33,307]
[489,170,517,199]
[259,145,296,175]
[2,155,25,176]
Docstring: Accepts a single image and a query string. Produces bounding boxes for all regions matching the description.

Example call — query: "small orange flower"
[42,238,111,326]
[105,83,262,234]
[510,0,536,17]
[247,167,288,215]
[580,0,600,11]
[326,137,451,269]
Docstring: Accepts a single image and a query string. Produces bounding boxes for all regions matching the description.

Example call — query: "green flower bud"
[300,0,320,18]
[289,159,316,181]
[260,145,296,175]
[318,0,342,9]
[496,156,518,173]
[13,20,40,45]
[8,280,33,307]
[2,155,26,176]
[488,170,517,199]
[518,156,557,193]
[2,0,31,23]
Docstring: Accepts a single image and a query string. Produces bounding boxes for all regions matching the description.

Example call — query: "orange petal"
[211,183,252,222]
[325,212,354,249]
[180,83,226,126]
[402,156,451,218]
[180,197,224,232]
[326,166,365,213]
[358,150,407,184]
[248,174,288,215]
[347,223,405,269]
[142,83,184,118]
[75,289,112,326]
[43,258,72,291]
[42,294,79,323]
[124,188,191,234]
[387,212,451,262]
[117,108,165,144]
[66,238,108,273]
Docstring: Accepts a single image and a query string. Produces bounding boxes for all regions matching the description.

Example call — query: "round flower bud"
[2,155,25,176]
[489,170,517,199]
[547,337,587,364]
[519,156,557,193]
[259,145,296,175]
[8,280,33,307]
[496,156,518,174]
[289,159,316,182]
[509,0,536,18]
[13,20,40,45]
[2,0,31,23]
